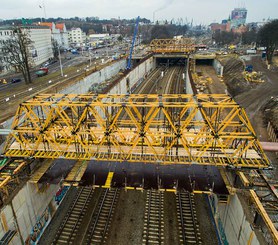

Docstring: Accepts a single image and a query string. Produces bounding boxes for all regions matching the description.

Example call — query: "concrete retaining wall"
[108,56,155,95]
[186,66,194,95]
[186,62,203,121]
[209,194,260,245]
[0,183,58,244]
[0,59,126,131]
[0,59,126,153]
[213,59,224,76]
[95,56,155,117]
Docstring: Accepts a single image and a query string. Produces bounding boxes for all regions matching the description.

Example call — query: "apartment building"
[68,27,86,46]
[40,22,69,49]
[0,25,53,74]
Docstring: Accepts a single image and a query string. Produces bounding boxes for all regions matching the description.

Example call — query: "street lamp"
[58,47,64,77]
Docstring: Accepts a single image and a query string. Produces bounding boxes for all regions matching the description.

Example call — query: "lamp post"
[58,47,63,77]
[89,52,92,66]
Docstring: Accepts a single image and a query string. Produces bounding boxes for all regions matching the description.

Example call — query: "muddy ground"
[222,55,278,131]
[216,55,278,177]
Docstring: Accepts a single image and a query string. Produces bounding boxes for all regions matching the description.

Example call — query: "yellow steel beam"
[3,94,270,168]
[64,160,88,186]
[104,172,114,188]
[150,38,195,53]
[250,190,278,244]
[30,159,54,183]
[237,171,250,187]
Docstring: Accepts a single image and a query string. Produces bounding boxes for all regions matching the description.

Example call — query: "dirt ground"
[106,190,146,245]
[203,55,277,155]
[234,56,278,129]
[200,57,277,244]
[228,56,278,176]
[106,190,218,245]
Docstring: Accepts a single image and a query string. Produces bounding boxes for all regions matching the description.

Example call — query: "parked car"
[49,59,58,64]
[35,67,49,77]
[42,62,50,68]
[11,78,22,83]
[65,56,72,60]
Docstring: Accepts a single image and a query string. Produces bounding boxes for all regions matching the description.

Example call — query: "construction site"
[0,37,277,245]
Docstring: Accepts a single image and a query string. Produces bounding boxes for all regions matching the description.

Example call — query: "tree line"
[0,20,277,85]
[212,19,278,63]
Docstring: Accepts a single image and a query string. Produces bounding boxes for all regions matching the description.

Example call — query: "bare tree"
[52,38,59,59]
[258,19,278,64]
[1,27,33,84]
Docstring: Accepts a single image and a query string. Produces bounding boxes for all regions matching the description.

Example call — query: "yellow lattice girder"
[250,190,278,244]
[150,38,195,53]
[3,94,269,168]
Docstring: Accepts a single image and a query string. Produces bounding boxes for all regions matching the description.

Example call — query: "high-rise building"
[231,8,247,28]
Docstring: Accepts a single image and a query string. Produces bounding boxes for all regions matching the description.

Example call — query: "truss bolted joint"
[105,131,111,137]
[175,132,182,138]
[140,132,145,137]
[213,133,219,139]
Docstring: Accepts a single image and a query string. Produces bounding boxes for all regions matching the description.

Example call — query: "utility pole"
[89,51,92,66]
[58,48,63,77]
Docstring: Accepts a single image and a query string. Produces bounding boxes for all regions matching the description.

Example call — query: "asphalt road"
[0,44,128,90]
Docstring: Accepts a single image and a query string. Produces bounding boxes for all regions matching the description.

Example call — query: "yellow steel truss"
[150,38,195,53]
[3,94,269,168]
[0,158,28,201]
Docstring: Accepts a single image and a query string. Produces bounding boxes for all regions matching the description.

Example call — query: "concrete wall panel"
[218,195,260,245]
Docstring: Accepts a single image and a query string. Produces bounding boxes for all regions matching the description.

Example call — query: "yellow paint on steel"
[150,38,195,53]
[164,189,176,193]
[250,190,278,244]
[3,94,269,168]
[1,213,8,232]
[247,231,254,245]
[0,176,11,188]
[193,190,211,194]
[237,171,250,187]
[64,160,87,184]
[13,161,27,174]
[30,159,54,183]
[104,172,114,188]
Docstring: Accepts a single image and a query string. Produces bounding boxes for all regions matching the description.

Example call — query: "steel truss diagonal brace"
[4,94,270,168]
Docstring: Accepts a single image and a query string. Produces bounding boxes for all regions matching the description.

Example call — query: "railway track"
[135,67,162,94]
[142,190,164,245]
[52,186,94,245]
[176,191,202,244]
[85,188,119,245]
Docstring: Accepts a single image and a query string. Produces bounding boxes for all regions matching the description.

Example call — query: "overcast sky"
[1,0,277,24]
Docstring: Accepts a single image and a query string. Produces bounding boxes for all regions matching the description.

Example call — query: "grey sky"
[1,0,277,24]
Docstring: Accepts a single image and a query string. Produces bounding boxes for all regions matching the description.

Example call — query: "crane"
[126,16,140,70]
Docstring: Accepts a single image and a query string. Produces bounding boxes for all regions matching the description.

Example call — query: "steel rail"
[85,188,119,245]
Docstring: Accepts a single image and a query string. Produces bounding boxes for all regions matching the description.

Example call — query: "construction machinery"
[126,16,140,70]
